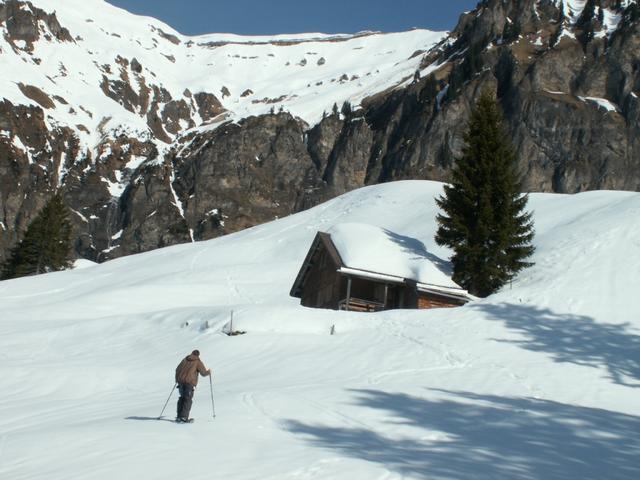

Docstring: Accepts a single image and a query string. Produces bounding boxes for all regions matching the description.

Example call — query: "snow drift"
[0,180,639,479]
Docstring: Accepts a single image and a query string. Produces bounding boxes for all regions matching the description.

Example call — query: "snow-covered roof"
[328,223,465,292]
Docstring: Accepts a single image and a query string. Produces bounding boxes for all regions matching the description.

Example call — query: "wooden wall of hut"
[417,292,467,309]
[300,246,344,309]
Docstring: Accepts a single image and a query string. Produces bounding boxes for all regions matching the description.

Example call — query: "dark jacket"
[175,354,209,386]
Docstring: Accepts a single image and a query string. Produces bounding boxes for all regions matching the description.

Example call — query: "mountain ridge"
[0,0,638,264]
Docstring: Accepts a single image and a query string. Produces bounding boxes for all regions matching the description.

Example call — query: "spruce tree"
[435,92,534,297]
[1,193,73,280]
[340,100,353,119]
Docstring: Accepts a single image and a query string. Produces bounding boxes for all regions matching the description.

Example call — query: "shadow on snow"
[473,303,640,387]
[284,389,640,480]
[383,229,453,277]
[125,416,174,423]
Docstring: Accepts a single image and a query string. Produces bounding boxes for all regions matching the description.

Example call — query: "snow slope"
[0,180,639,479]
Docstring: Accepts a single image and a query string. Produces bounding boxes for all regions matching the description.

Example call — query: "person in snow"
[174,349,211,422]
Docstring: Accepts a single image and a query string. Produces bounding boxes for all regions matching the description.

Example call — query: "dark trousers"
[176,383,195,419]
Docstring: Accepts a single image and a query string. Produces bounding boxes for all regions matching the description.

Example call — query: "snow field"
[0,180,639,479]
[1,0,446,159]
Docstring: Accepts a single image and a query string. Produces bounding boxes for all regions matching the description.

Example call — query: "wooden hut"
[290,224,472,311]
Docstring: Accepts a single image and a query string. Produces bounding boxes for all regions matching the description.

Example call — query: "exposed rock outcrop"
[1,0,639,266]
[0,0,73,51]
[356,0,640,192]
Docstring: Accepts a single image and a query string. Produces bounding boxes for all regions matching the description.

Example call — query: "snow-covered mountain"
[1,0,639,267]
[0,0,444,153]
[0,0,448,262]
[1,180,638,479]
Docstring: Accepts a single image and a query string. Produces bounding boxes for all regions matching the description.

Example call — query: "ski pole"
[209,375,216,419]
[158,382,178,419]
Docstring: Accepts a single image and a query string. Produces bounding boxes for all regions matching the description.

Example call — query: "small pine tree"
[340,100,353,119]
[435,92,535,297]
[1,193,73,280]
[331,102,339,116]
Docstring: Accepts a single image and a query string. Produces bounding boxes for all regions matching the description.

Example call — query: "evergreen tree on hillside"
[1,193,73,280]
[340,100,353,119]
[435,92,535,297]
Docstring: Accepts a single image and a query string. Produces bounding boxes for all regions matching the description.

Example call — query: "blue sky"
[105,1,480,36]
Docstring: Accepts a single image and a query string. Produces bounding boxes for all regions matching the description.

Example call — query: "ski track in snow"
[1,181,640,479]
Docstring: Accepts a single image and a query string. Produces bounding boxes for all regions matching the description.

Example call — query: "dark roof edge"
[318,232,344,267]
[289,232,343,298]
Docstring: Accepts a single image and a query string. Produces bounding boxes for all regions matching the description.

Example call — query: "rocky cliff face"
[431,0,640,193]
[1,0,638,264]
[359,0,640,194]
